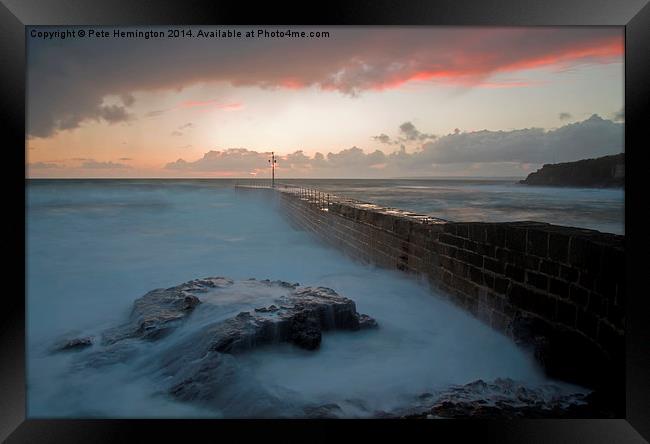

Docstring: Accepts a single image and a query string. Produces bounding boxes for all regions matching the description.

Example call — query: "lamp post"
[268,152,277,188]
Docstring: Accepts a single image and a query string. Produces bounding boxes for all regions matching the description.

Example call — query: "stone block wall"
[278,192,445,278]
[436,222,624,347]
[273,189,624,395]
[436,221,624,390]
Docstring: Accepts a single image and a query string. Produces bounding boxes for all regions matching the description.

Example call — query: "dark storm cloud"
[120,93,136,107]
[28,27,622,137]
[373,122,436,145]
[164,115,622,176]
[398,122,436,142]
[97,105,133,123]
[372,133,392,144]
[411,114,622,165]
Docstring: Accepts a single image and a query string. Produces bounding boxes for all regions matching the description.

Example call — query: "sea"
[26,179,624,418]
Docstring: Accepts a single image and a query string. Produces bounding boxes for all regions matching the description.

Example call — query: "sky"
[26,26,624,178]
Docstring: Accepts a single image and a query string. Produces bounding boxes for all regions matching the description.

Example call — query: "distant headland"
[519,153,624,188]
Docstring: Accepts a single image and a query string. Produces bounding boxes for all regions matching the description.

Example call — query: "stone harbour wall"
[268,188,625,395]
[435,221,625,392]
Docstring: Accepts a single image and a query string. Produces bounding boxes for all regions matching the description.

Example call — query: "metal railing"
[233,179,274,189]
[273,183,335,211]
[234,180,446,224]
[234,180,335,211]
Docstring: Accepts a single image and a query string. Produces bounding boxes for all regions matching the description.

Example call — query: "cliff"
[519,153,624,187]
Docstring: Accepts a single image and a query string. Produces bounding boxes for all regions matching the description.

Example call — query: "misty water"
[26,179,621,418]
[278,178,624,235]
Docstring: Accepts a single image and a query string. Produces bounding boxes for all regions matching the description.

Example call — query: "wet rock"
[403,378,613,419]
[205,286,377,353]
[166,352,239,402]
[288,310,322,350]
[80,341,141,369]
[258,279,299,289]
[54,336,94,352]
[161,283,378,402]
[59,276,378,409]
[254,305,279,313]
[185,277,234,289]
[102,283,203,344]
[304,403,343,418]
[358,314,379,329]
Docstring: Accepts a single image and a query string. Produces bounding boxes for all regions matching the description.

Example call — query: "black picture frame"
[2,0,649,441]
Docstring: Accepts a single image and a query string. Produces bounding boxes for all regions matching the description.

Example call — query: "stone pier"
[237,184,625,409]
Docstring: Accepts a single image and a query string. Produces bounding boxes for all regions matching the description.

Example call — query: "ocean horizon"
[27,178,623,234]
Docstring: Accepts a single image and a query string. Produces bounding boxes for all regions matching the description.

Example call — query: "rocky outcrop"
[56,276,378,409]
[53,336,94,352]
[519,153,624,187]
[205,286,376,353]
[160,283,378,402]
[100,278,227,344]
[87,277,376,352]
[404,378,611,419]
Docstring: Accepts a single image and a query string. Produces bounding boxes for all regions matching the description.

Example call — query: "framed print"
[2,0,649,442]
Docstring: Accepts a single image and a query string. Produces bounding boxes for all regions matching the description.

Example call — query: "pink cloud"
[29,27,623,137]
[329,34,622,93]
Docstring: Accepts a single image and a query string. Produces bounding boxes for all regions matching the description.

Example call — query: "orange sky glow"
[26,26,624,179]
